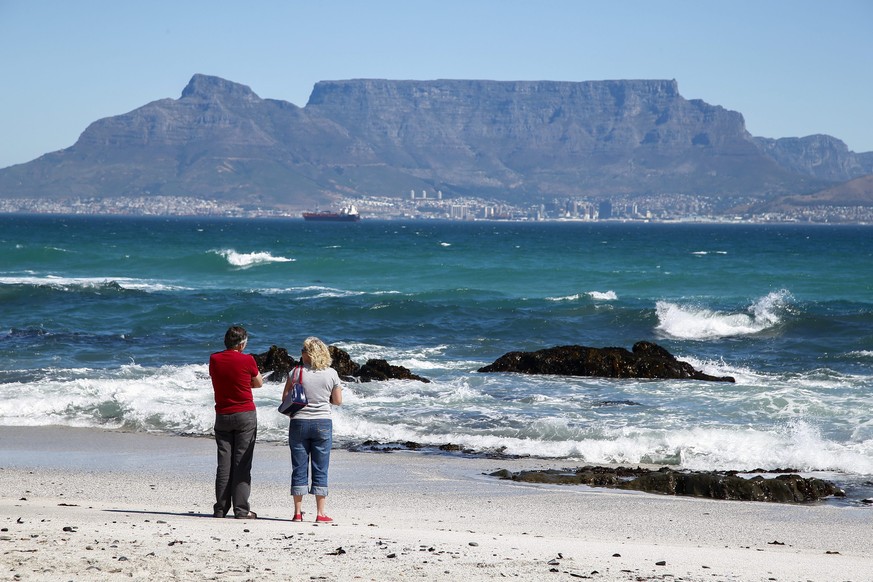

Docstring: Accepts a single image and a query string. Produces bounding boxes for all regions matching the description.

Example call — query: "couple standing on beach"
[208,326,344,522]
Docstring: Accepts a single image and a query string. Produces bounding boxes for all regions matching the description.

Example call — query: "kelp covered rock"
[490,466,843,503]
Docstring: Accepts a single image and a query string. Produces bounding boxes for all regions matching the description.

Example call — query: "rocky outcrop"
[253,344,430,383]
[333,346,430,383]
[256,341,725,383]
[490,466,844,503]
[328,345,361,379]
[3,74,867,206]
[251,345,295,382]
[478,341,735,382]
[358,359,431,383]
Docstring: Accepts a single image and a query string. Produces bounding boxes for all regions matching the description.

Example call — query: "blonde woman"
[283,336,343,523]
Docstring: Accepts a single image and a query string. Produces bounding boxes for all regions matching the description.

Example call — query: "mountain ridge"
[1,74,871,210]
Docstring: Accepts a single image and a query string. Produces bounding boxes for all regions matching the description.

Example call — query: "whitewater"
[2,215,872,502]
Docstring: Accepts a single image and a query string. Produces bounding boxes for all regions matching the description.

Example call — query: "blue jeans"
[214,409,257,517]
[289,418,332,497]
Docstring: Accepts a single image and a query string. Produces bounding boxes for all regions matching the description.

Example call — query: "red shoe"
[291,513,303,522]
[315,515,333,523]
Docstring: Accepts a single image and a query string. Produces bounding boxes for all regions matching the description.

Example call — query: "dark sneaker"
[235,511,258,519]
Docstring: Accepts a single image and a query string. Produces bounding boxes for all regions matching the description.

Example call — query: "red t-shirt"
[209,349,260,415]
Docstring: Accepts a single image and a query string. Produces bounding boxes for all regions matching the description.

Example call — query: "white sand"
[1,426,870,581]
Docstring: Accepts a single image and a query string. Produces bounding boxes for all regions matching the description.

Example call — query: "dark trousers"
[213,409,257,517]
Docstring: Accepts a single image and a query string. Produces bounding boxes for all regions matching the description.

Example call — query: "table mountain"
[1,74,870,209]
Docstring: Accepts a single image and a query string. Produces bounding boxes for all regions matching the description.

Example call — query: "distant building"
[450,205,469,220]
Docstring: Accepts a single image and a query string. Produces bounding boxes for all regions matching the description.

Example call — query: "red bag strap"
[295,366,304,384]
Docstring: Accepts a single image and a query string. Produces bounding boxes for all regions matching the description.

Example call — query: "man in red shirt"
[209,326,263,518]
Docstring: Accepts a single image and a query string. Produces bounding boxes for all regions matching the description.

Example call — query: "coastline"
[5,210,873,225]
[1,426,871,581]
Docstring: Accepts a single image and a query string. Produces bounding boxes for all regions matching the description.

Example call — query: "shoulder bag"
[278,366,308,417]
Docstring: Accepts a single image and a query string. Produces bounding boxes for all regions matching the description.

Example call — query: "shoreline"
[4,209,873,226]
[2,426,871,581]
[7,423,866,506]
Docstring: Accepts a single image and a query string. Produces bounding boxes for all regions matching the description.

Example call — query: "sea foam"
[655,290,791,340]
[546,290,617,301]
[4,359,872,476]
[588,290,618,301]
[0,363,295,438]
[213,249,295,269]
[0,275,187,292]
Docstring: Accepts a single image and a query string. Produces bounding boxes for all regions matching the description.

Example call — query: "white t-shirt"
[293,366,342,420]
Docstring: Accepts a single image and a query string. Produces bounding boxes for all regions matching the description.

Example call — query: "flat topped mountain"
[1,74,870,208]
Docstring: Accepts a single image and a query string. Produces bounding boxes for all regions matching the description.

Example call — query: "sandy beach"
[1,426,870,581]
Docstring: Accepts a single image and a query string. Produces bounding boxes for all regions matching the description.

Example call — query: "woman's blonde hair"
[302,336,332,370]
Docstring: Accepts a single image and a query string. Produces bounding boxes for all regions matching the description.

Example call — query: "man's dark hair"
[224,326,248,349]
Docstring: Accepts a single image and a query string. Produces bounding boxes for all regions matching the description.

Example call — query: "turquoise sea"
[1,215,872,502]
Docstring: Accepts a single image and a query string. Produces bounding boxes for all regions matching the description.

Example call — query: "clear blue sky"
[1,0,871,170]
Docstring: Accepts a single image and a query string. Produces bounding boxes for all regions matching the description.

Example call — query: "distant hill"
[761,174,873,211]
[1,74,871,210]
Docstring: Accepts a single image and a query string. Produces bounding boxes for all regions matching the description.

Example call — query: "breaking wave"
[0,275,187,292]
[212,249,295,269]
[655,290,791,340]
[546,290,617,302]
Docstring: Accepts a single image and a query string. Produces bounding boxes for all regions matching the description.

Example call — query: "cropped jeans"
[213,409,258,517]
[289,418,332,497]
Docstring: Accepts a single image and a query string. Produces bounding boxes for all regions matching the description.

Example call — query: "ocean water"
[2,215,872,501]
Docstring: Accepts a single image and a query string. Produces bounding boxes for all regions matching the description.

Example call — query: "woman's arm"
[281,376,291,400]
[330,385,343,406]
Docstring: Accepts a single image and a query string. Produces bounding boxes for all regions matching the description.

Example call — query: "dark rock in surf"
[477,341,735,382]
[328,345,361,379]
[327,345,430,383]
[252,345,296,382]
[357,358,431,383]
[254,344,430,383]
[491,465,843,503]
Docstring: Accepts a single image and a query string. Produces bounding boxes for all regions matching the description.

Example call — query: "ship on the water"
[302,204,361,222]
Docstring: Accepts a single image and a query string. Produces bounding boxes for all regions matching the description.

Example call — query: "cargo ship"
[302,204,361,222]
